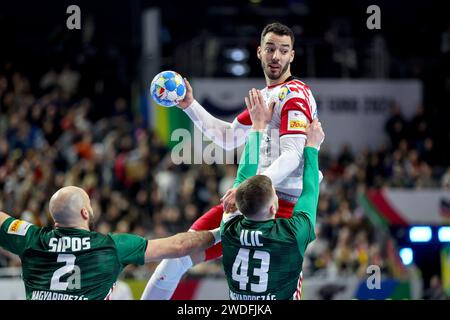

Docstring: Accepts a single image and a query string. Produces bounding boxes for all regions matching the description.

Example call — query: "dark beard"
[262,61,290,80]
[88,212,95,231]
[88,220,95,231]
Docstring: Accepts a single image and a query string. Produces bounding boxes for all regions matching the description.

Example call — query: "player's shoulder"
[221,214,245,236]
[278,77,311,103]
[287,77,310,88]
[108,232,147,248]
[285,77,311,91]
[272,217,299,240]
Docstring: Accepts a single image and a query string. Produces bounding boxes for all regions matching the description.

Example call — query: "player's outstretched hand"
[306,119,325,149]
[177,78,194,109]
[244,88,275,130]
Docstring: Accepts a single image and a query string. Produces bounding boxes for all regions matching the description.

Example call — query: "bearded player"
[141,22,321,300]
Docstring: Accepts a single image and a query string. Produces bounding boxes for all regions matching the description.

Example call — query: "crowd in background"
[0,63,448,300]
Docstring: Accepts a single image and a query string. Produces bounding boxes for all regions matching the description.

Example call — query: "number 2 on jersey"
[231,248,270,293]
[50,254,81,291]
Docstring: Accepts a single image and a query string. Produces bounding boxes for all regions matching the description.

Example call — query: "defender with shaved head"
[0,187,219,300]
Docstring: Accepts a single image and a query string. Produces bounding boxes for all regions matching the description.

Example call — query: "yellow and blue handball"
[150,70,186,107]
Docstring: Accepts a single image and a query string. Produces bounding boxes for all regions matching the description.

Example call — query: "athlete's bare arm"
[177,78,250,151]
[144,229,218,263]
[0,211,10,230]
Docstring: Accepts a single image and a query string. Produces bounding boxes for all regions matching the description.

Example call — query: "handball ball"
[150,70,186,107]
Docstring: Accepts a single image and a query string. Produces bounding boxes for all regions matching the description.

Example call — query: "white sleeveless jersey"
[235,78,317,202]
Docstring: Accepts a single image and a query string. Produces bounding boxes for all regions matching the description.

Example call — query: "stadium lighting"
[438,227,450,242]
[409,226,432,243]
[399,248,413,265]
[224,48,249,62]
[225,63,250,76]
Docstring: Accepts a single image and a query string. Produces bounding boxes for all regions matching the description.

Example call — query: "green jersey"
[0,219,147,300]
[221,131,320,300]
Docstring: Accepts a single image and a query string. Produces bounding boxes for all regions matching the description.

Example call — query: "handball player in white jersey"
[142,22,321,300]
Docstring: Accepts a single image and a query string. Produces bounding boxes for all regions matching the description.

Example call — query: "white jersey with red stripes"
[234,77,318,201]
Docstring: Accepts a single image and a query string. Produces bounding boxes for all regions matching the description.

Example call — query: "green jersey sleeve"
[290,147,320,251]
[232,130,261,188]
[0,217,38,257]
[110,233,148,266]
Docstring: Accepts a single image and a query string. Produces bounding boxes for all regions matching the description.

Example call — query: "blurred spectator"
[441,167,450,189]
[385,103,407,149]
[422,275,448,300]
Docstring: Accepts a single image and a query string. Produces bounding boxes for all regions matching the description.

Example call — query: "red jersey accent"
[279,97,312,136]
[236,109,252,126]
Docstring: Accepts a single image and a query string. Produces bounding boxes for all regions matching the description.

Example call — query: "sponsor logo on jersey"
[287,110,307,131]
[7,220,32,236]
[278,86,289,101]
[289,120,307,130]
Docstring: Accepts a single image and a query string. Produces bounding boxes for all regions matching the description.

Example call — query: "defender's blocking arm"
[291,119,324,226]
[232,130,262,188]
[292,147,320,226]
[144,228,220,262]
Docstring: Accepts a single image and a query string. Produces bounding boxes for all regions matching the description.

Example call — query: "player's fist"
[306,119,325,149]
[221,188,238,213]
[177,78,194,109]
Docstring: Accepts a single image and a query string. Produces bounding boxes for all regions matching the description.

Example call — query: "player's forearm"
[261,135,305,186]
[292,147,319,226]
[232,130,261,187]
[173,230,218,257]
[146,229,218,262]
[184,100,248,150]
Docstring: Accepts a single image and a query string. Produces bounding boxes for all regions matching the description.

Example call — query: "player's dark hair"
[261,22,295,46]
[236,175,274,217]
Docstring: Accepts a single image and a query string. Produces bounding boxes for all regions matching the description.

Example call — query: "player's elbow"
[171,241,190,257]
[173,239,204,257]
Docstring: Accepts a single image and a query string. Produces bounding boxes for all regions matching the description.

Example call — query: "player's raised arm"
[292,119,324,226]
[231,89,271,186]
[144,228,220,262]
[0,211,10,230]
[177,78,251,151]
[221,89,274,212]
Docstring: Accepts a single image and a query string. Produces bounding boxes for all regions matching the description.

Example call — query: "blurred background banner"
[362,189,450,226]
[193,78,422,154]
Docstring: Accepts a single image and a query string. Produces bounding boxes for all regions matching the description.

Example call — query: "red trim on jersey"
[286,81,310,98]
[104,285,115,300]
[267,81,287,89]
[294,272,303,300]
[236,109,252,126]
[279,97,312,136]
[267,77,306,89]
[237,78,311,126]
